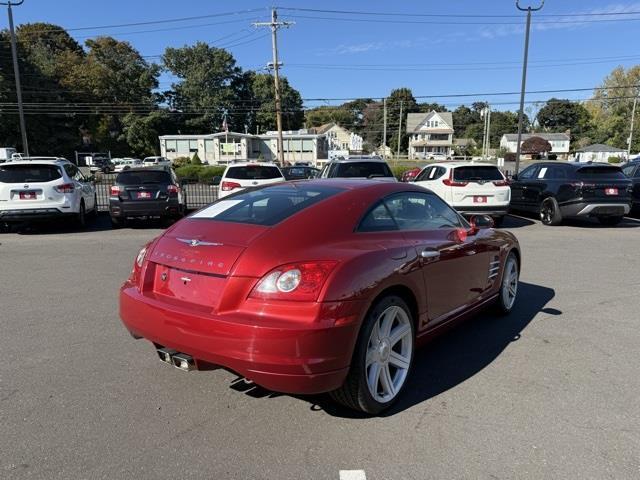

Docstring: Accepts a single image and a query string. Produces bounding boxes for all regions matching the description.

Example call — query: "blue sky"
[4,0,640,110]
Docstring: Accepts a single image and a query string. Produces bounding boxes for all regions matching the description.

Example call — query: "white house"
[311,123,364,153]
[500,133,570,159]
[159,130,329,166]
[574,144,628,163]
[406,111,454,159]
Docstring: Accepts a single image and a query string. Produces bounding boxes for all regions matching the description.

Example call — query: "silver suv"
[319,156,397,181]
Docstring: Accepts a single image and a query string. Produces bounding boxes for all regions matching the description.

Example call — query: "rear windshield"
[226,165,282,180]
[576,166,627,180]
[191,184,343,226]
[116,171,171,185]
[0,164,62,183]
[333,162,393,178]
[453,166,503,181]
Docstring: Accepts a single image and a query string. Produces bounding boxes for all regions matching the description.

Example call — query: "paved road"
[1,215,639,479]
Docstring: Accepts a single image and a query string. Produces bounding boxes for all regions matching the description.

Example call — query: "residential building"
[406,111,454,159]
[159,130,329,165]
[574,144,628,163]
[452,138,477,156]
[500,133,570,159]
[310,123,364,153]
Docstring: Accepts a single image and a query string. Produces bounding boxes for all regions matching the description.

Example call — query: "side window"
[542,165,567,179]
[64,164,79,179]
[383,192,463,231]
[635,166,640,178]
[415,167,433,181]
[358,202,397,232]
[622,165,636,177]
[518,165,538,180]
[433,167,447,179]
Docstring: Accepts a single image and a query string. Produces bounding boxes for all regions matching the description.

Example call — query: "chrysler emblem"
[176,238,223,247]
[24,184,29,189]
[160,272,167,281]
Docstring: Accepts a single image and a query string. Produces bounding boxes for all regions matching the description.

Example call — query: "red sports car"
[120,179,520,414]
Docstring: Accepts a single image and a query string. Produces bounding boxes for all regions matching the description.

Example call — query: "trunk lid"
[575,166,633,201]
[0,163,65,206]
[148,218,268,276]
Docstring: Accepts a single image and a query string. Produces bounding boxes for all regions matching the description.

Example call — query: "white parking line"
[339,470,367,480]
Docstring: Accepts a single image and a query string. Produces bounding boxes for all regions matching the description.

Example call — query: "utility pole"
[382,97,387,157]
[486,107,492,158]
[628,95,637,158]
[254,9,294,166]
[514,0,544,175]
[2,0,29,156]
[396,100,403,160]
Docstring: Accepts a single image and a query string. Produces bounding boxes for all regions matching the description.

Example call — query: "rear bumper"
[456,205,509,217]
[0,208,74,222]
[559,201,631,217]
[119,283,362,394]
[110,199,181,218]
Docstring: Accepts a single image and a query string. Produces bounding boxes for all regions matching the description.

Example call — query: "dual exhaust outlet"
[156,347,196,371]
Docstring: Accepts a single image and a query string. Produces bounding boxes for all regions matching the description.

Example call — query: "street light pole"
[2,0,29,156]
[514,0,544,175]
[627,95,637,158]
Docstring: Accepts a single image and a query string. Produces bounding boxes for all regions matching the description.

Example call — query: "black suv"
[319,156,396,181]
[109,167,185,227]
[621,159,640,215]
[510,162,632,226]
[282,166,320,180]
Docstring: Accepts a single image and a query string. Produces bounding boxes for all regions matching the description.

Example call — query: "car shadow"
[2,212,168,235]
[283,281,557,418]
[498,214,536,229]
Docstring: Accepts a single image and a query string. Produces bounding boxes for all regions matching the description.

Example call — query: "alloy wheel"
[501,257,519,310]
[540,201,552,224]
[365,305,413,403]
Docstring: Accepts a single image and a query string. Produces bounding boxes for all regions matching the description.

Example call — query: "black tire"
[495,252,519,315]
[598,216,623,226]
[76,201,86,228]
[330,295,415,415]
[539,197,562,226]
[110,216,123,228]
[89,195,98,220]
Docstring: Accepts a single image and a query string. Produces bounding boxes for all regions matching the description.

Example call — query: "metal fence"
[94,174,218,212]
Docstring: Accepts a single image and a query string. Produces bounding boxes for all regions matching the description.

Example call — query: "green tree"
[243,72,304,133]
[163,42,242,132]
[537,98,592,138]
[388,88,418,154]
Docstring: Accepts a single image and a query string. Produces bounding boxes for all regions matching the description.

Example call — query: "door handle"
[421,249,440,260]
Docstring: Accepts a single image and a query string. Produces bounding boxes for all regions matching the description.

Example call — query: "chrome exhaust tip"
[157,347,177,364]
[171,352,196,371]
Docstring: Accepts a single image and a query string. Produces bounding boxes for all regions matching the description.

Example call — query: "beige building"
[406,111,455,159]
[159,130,329,165]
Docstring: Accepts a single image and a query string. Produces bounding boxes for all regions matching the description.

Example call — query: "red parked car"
[401,167,423,182]
[120,180,521,414]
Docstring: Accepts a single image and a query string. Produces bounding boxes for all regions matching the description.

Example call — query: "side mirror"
[468,214,494,234]
[86,174,96,182]
[212,175,222,186]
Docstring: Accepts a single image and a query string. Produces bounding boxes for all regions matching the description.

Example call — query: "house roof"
[502,133,570,141]
[576,143,627,153]
[311,123,336,134]
[406,111,454,133]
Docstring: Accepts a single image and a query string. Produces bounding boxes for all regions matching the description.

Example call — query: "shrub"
[174,165,203,180]
[172,156,191,168]
[504,152,516,162]
[521,136,552,155]
[191,152,202,165]
[608,156,621,163]
[197,166,225,183]
[548,154,557,160]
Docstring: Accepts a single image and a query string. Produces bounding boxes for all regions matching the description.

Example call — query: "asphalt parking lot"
[1,214,639,480]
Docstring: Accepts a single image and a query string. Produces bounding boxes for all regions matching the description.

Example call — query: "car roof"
[326,156,386,163]
[427,162,498,168]
[118,166,171,173]
[4,157,69,165]
[532,161,620,169]
[225,162,281,168]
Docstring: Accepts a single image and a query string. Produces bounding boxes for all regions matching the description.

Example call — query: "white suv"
[218,162,285,198]
[0,158,97,227]
[143,156,171,167]
[413,162,510,225]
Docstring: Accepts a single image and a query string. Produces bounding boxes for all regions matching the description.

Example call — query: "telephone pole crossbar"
[253,9,294,166]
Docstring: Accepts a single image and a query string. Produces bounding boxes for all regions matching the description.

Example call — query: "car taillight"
[129,245,149,286]
[442,170,468,187]
[167,184,179,194]
[221,181,241,191]
[110,185,121,196]
[54,183,75,193]
[493,180,509,187]
[249,261,338,302]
